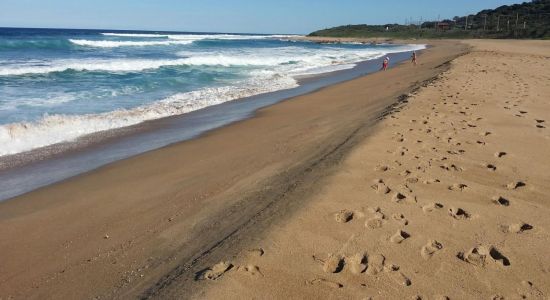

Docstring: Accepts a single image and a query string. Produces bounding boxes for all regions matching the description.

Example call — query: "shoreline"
[0,40,468,298]
[0,48,418,202]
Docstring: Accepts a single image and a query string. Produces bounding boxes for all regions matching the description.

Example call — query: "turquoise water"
[0,28,424,156]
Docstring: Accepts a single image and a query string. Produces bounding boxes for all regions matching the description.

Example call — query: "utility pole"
[465,15,468,30]
[484,14,487,31]
[507,18,510,31]
[523,21,526,29]
[497,15,500,31]
[515,13,519,37]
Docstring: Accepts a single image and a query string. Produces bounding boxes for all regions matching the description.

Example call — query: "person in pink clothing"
[382,57,389,71]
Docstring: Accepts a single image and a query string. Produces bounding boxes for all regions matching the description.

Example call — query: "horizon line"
[0,25,303,36]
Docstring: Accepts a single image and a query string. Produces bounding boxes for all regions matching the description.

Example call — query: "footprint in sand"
[421,240,443,260]
[319,254,345,273]
[536,124,545,129]
[385,265,412,286]
[369,206,386,218]
[476,140,487,145]
[535,119,545,124]
[405,177,419,184]
[394,147,409,156]
[517,280,544,299]
[375,164,389,172]
[392,213,409,226]
[506,181,526,190]
[449,207,470,219]
[400,170,411,177]
[237,265,264,277]
[366,217,384,229]
[307,278,343,289]
[479,131,492,136]
[492,196,510,207]
[494,151,507,158]
[423,203,444,213]
[366,254,385,275]
[485,163,497,171]
[505,222,533,234]
[392,192,407,202]
[434,296,450,300]
[446,149,466,155]
[448,183,468,191]
[392,192,417,204]
[423,178,441,184]
[347,253,368,274]
[335,210,354,223]
[440,164,463,172]
[200,261,233,280]
[247,248,265,257]
[458,245,510,267]
[390,230,410,244]
[371,179,391,194]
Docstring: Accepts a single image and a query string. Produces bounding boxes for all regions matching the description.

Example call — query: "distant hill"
[309,0,550,39]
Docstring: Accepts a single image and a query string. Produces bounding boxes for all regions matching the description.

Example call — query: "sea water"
[0,28,425,156]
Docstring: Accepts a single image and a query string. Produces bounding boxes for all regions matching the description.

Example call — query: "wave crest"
[69,39,193,47]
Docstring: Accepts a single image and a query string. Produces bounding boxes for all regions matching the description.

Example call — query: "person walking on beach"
[411,51,417,65]
[382,57,389,71]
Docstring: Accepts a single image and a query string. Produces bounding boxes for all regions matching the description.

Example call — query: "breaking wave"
[0,38,426,156]
[0,75,298,156]
[69,39,194,47]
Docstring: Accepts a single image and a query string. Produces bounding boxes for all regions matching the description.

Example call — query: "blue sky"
[0,0,523,34]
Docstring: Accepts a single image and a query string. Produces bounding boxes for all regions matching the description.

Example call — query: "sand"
[1,39,549,299]
[190,40,550,299]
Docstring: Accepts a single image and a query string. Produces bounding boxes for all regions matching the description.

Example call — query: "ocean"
[0,28,425,157]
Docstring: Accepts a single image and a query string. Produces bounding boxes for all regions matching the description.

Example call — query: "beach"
[1,39,549,299]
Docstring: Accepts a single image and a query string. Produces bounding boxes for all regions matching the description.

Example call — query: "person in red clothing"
[382,57,389,71]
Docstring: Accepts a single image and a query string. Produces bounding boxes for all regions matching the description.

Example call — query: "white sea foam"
[0,56,290,76]
[101,33,170,38]
[0,43,426,156]
[0,58,191,76]
[0,75,298,156]
[0,50,356,76]
[1,43,425,76]
[69,39,193,47]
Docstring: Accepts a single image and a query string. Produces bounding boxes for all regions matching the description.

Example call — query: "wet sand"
[1,40,524,299]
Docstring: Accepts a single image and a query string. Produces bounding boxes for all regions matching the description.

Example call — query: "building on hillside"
[436,22,451,30]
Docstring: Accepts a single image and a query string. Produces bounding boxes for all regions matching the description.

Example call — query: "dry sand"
[190,40,550,299]
[1,39,549,299]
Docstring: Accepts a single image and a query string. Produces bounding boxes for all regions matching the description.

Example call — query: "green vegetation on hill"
[309,0,550,39]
